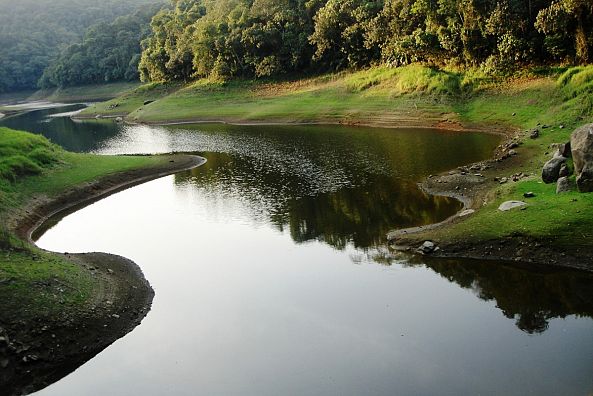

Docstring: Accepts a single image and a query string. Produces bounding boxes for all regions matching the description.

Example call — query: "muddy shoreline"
[72,112,508,134]
[1,154,205,396]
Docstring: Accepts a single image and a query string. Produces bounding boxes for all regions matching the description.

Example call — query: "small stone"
[107,269,114,274]
[523,192,536,198]
[458,209,475,217]
[559,163,571,178]
[112,314,120,319]
[498,201,527,211]
[416,241,437,254]
[512,112,516,116]
[530,129,540,139]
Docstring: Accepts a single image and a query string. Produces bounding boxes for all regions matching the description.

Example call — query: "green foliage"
[0,128,62,182]
[136,0,593,83]
[39,4,163,88]
[0,0,163,93]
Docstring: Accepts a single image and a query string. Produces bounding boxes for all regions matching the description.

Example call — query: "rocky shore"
[388,125,593,271]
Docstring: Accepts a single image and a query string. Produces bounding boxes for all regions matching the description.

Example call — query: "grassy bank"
[80,64,593,258]
[0,127,165,318]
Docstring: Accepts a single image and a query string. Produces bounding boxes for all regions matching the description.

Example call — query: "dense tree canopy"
[2,0,592,91]
[39,5,163,88]
[0,0,162,92]
[138,0,593,84]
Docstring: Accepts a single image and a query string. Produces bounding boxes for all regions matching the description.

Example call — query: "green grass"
[81,82,182,117]
[427,67,593,248]
[0,250,93,319]
[31,81,142,103]
[81,66,469,124]
[432,177,593,247]
[0,127,168,317]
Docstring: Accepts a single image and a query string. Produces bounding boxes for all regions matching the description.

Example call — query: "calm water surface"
[3,107,593,395]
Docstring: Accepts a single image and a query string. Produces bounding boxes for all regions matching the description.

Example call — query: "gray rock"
[530,129,540,139]
[559,163,571,178]
[458,209,475,217]
[542,156,567,184]
[556,176,571,194]
[558,141,572,158]
[498,201,527,211]
[417,241,437,254]
[115,117,123,123]
[523,192,536,198]
[571,124,593,192]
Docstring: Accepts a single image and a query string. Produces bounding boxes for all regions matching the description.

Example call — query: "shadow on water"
[404,256,593,334]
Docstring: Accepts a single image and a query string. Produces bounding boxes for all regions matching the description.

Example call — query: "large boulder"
[571,124,593,192]
[542,156,567,184]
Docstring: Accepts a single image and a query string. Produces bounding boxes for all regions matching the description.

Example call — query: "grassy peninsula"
[80,64,593,265]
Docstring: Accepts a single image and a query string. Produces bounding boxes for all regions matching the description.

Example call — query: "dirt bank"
[1,154,205,395]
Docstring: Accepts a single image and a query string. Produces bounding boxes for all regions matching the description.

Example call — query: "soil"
[1,154,205,396]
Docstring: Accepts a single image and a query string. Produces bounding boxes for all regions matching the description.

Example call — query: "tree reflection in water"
[176,151,593,336]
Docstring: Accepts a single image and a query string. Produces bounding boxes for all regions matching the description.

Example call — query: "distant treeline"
[138,0,593,83]
[0,0,163,92]
[2,0,592,91]
[39,4,163,88]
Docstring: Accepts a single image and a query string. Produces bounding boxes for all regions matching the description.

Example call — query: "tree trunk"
[575,9,589,64]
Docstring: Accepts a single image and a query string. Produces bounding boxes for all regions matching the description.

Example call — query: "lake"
[3,106,593,395]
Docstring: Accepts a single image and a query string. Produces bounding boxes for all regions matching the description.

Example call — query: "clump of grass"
[344,65,463,96]
[558,66,593,99]
[0,127,62,182]
[556,66,593,117]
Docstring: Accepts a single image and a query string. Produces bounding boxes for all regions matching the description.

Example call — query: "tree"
[536,0,593,64]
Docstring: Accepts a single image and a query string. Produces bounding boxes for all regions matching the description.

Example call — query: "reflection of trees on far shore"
[176,152,462,250]
[402,255,593,334]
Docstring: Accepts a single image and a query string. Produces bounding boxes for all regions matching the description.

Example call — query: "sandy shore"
[1,154,205,395]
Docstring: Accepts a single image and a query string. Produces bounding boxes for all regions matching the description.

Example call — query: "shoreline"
[387,134,593,271]
[2,154,206,395]
[73,112,509,135]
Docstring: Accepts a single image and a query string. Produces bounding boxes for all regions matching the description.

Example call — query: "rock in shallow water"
[498,201,527,211]
[417,241,438,254]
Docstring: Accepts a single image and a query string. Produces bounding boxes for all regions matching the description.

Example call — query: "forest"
[138,0,593,83]
[0,0,163,92]
[2,0,592,91]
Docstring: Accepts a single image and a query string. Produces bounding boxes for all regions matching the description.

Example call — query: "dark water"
[3,108,593,395]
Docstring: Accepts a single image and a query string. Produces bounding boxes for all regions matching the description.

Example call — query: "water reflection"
[404,256,593,334]
[0,105,120,152]
[176,154,461,249]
